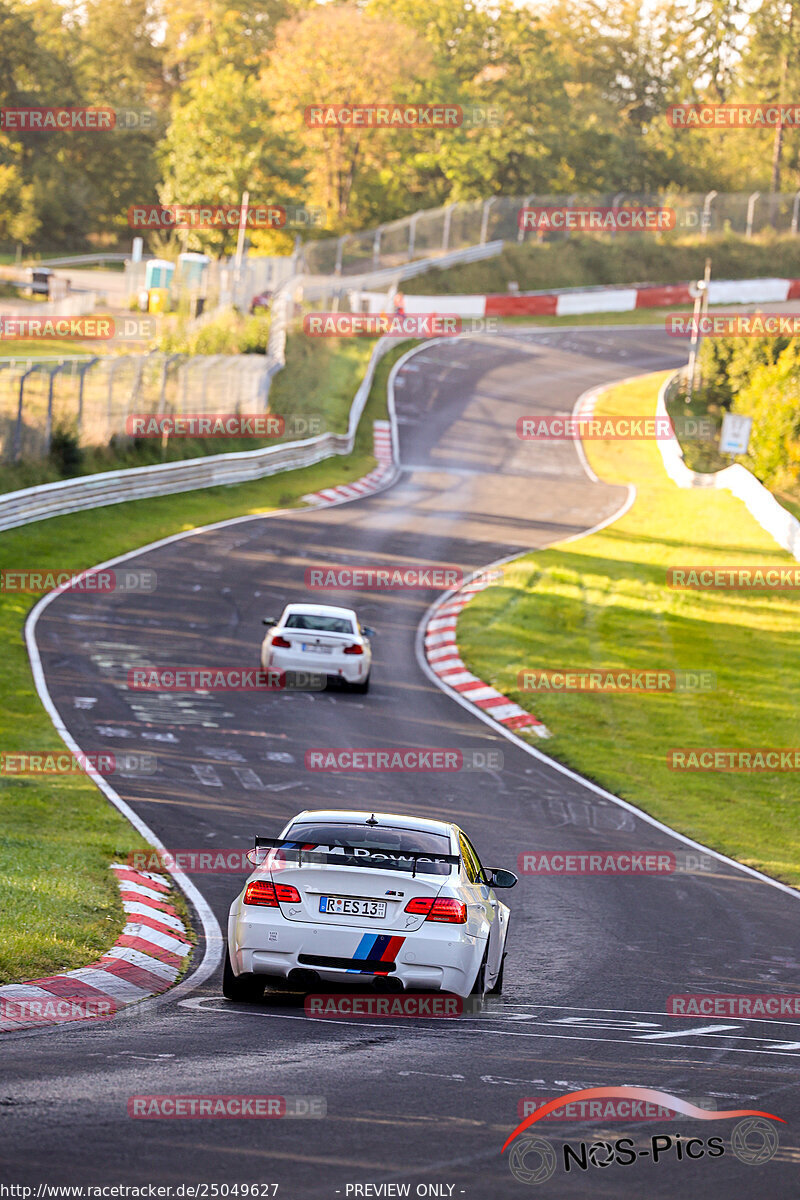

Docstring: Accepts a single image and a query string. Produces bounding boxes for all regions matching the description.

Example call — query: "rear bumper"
[260,642,369,684]
[229,905,483,998]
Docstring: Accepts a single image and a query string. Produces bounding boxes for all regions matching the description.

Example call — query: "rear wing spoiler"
[253,836,459,878]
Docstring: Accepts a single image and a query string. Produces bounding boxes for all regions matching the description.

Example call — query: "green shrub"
[48,425,83,475]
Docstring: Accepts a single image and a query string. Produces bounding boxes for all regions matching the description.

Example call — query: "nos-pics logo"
[502,1087,782,1184]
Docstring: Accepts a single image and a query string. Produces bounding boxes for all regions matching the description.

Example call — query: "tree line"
[2,0,799,253]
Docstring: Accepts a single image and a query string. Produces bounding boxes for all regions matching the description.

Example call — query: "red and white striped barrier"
[424,574,551,738]
[400,277,800,319]
[302,420,395,506]
[0,864,192,1032]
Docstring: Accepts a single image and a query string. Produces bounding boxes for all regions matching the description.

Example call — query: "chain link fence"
[299,191,800,277]
[0,352,274,463]
[8,188,800,465]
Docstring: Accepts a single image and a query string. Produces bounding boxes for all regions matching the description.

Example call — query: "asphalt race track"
[3,327,799,1198]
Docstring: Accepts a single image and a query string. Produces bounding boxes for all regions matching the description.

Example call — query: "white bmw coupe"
[224,809,517,1001]
[260,604,373,692]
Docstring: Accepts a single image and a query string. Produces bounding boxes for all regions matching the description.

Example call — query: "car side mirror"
[262,617,277,626]
[246,847,268,866]
[487,868,517,889]
[362,626,376,638]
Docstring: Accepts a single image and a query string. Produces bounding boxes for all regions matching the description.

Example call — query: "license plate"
[301,643,333,654]
[319,896,387,918]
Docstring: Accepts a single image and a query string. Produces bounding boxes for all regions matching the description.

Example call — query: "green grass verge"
[775,492,800,523]
[411,233,800,296]
[0,334,411,984]
[456,371,800,887]
[0,340,95,357]
[498,305,694,328]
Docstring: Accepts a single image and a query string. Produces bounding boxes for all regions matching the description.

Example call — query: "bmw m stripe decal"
[349,934,405,973]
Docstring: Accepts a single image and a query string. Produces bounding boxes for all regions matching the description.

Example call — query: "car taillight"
[244,880,278,906]
[343,643,363,655]
[244,881,301,906]
[271,635,291,648]
[404,897,467,923]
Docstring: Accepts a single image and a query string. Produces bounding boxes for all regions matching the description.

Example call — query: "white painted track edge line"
[19,379,410,1022]
[25,596,223,1015]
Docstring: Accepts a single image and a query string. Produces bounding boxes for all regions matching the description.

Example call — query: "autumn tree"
[262,5,437,226]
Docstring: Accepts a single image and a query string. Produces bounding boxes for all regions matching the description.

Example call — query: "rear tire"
[488,953,505,995]
[489,922,509,995]
[470,943,489,997]
[222,945,264,1002]
[352,673,370,694]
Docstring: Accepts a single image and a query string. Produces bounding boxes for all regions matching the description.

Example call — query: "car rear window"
[284,614,355,634]
[284,822,454,875]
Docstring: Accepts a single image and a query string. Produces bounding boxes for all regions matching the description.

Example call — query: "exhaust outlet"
[373,975,404,994]
[288,968,321,991]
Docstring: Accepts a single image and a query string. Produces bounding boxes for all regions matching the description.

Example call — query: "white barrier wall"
[706,278,791,305]
[657,373,800,561]
[402,294,487,317]
[556,288,639,316]
[400,276,800,318]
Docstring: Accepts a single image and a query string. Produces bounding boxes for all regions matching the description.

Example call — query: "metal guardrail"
[41,291,100,316]
[0,235,504,524]
[0,337,396,532]
[266,241,504,326]
[30,253,149,268]
[300,241,505,303]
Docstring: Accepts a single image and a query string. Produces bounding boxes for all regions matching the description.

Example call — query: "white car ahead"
[224,809,516,1001]
[260,603,373,693]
